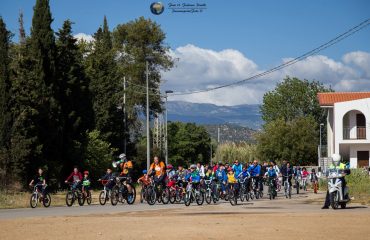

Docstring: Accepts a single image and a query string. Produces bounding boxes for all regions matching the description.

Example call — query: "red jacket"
[65,172,82,182]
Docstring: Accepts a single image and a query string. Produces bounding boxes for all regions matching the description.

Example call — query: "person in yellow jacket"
[227,167,239,193]
[322,155,350,209]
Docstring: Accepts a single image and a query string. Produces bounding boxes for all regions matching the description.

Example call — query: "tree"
[261,76,332,124]
[56,20,94,176]
[113,17,174,135]
[84,130,116,184]
[256,116,318,166]
[215,142,256,164]
[167,122,211,167]
[0,18,13,186]
[85,16,124,150]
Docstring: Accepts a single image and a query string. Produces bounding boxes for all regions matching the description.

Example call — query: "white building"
[318,92,370,168]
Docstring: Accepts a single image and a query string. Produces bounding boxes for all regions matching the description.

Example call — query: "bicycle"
[184,180,204,206]
[283,175,292,199]
[294,175,301,194]
[301,176,308,191]
[98,179,113,205]
[146,178,165,205]
[204,179,217,204]
[65,182,84,207]
[228,183,238,206]
[238,176,250,202]
[251,177,263,199]
[111,176,136,206]
[29,184,51,208]
[267,177,277,200]
[276,177,282,192]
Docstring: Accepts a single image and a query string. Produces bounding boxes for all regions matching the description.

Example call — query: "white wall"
[349,144,370,168]
[334,98,370,156]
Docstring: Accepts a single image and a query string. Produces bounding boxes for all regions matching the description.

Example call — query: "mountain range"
[167,101,263,130]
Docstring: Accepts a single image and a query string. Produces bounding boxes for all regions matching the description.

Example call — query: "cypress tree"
[56,20,93,174]
[86,16,124,150]
[0,18,13,186]
[29,0,62,180]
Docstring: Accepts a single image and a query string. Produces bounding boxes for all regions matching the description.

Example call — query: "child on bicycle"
[137,170,151,187]
[29,168,46,197]
[166,164,177,189]
[227,167,238,192]
[215,164,227,194]
[65,166,83,190]
[82,171,91,196]
[264,165,278,190]
[98,168,115,190]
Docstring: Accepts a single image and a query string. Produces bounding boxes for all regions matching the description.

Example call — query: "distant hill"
[167,101,263,130]
[203,124,257,143]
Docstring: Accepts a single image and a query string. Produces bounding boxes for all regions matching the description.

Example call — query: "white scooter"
[327,169,350,209]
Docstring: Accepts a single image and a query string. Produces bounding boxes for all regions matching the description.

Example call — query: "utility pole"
[164,90,173,165]
[123,76,127,154]
[217,126,220,143]
[146,59,151,170]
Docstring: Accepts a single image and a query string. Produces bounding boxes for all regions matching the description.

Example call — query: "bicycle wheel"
[65,191,74,207]
[288,187,292,199]
[86,191,92,205]
[259,191,263,199]
[43,193,51,207]
[229,190,237,206]
[147,187,156,205]
[30,193,38,208]
[205,190,212,204]
[169,189,176,204]
[239,189,245,202]
[184,192,191,206]
[111,186,119,206]
[196,191,204,205]
[296,182,300,194]
[161,187,170,204]
[126,185,136,205]
[78,192,85,206]
[99,191,107,205]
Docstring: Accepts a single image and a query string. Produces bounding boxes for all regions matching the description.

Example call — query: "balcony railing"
[343,126,366,140]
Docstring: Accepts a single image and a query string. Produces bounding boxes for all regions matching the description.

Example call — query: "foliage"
[85,16,124,150]
[256,116,318,165]
[84,130,117,182]
[168,122,211,167]
[214,142,257,164]
[261,76,332,124]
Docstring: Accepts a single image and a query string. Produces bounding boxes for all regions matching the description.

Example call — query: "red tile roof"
[318,92,370,106]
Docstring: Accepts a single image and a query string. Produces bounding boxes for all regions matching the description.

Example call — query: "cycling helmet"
[167,164,173,169]
[84,171,89,175]
[190,164,196,169]
[228,167,233,172]
[119,153,126,159]
[142,170,147,174]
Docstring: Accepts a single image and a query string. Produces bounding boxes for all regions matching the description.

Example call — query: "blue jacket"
[232,164,243,178]
[238,169,250,179]
[266,168,277,178]
[248,164,261,177]
[215,169,227,182]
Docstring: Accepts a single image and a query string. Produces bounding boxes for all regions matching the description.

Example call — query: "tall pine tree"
[56,20,93,175]
[86,16,124,151]
[0,18,13,186]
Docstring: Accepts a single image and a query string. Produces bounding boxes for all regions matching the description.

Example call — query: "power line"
[169,18,370,96]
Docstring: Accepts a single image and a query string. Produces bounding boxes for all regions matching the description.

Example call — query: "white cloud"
[162,45,370,106]
[74,33,94,43]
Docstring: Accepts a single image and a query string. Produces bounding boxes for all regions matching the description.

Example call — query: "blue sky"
[1,0,370,105]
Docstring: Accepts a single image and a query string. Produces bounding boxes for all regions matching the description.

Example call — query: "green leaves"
[168,122,211,167]
[257,76,329,165]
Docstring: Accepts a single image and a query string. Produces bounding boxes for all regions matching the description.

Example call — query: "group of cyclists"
[28,153,321,207]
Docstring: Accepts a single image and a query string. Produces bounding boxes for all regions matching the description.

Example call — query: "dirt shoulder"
[1,198,370,240]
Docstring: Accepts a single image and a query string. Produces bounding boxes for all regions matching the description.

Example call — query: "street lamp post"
[319,123,324,158]
[145,56,154,170]
[164,90,173,165]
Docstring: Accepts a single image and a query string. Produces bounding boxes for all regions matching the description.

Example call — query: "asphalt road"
[0,189,368,220]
